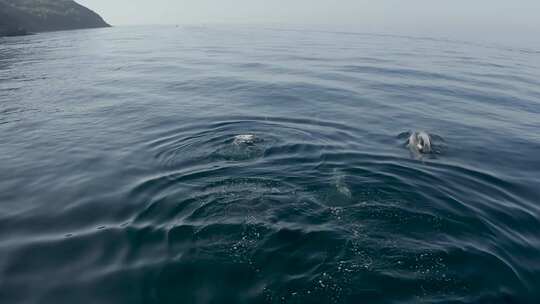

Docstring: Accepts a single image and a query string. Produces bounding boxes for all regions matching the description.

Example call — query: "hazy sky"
[78,0,540,45]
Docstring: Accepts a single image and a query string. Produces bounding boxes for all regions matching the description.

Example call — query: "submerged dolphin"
[233,134,257,145]
[407,131,432,154]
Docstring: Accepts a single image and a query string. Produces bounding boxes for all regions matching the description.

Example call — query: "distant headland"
[0,0,110,37]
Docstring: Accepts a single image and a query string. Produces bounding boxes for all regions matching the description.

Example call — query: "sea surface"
[1,26,539,304]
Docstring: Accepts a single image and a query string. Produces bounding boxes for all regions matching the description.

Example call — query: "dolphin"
[407,131,432,154]
[333,168,352,199]
[233,134,257,145]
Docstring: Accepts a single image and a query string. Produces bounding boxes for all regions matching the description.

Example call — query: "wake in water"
[215,134,267,161]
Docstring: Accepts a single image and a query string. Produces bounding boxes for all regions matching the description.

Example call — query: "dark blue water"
[1,26,540,304]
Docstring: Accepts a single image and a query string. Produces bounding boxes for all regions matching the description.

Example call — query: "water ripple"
[1,26,539,303]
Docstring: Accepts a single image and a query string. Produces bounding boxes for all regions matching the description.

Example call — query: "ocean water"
[1,26,539,304]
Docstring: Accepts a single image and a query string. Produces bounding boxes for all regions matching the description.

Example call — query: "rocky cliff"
[0,0,109,36]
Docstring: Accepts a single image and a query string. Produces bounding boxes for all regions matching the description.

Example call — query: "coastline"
[0,0,110,37]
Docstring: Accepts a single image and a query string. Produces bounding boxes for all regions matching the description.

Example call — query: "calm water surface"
[1,26,540,303]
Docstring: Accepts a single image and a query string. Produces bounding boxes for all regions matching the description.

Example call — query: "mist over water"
[1,26,540,303]
[77,0,540,48]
